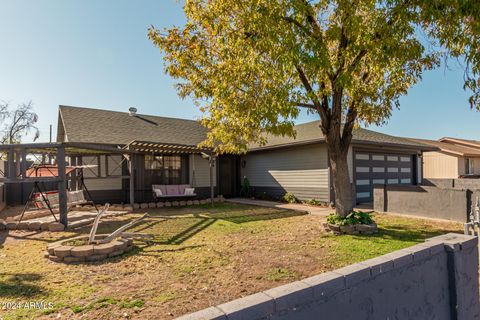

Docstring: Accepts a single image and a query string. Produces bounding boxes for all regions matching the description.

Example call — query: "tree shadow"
[341,224,461,243]
[0,273,45,298]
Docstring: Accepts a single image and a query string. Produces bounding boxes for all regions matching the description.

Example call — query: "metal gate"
[354,151,415,203]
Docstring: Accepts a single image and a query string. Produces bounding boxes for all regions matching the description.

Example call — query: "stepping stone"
[71,245,94,257]
[64,256,85,263]
[86,254,107,262]
[40,221,51,230]
[6,222,17,230]
[54,246,73,258]
[17,221,29,230]
[49,222,65,232]
[28,221,41,231]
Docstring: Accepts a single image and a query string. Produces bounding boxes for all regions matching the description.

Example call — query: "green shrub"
[327,211,374,226]
[240,177,251,197]
[282,192,297,204]
[306,198,321,206]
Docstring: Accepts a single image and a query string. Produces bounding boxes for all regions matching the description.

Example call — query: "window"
[145,154,185,185]
[465,158,474,175]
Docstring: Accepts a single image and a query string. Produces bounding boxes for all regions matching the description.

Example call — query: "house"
[241,121,434,204]
[57,105,229,204]
[409,138,480,179]
[56,105,434,206]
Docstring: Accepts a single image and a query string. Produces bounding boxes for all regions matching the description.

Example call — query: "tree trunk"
[327,137,354,217]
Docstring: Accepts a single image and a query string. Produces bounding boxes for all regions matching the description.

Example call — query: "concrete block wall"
[374,185,469,222]
[177,233,479,320]
[424,178,480,191]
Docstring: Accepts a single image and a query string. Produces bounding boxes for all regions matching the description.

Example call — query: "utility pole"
[49,124,52,143]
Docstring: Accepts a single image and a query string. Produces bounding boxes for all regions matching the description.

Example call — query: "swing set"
[16,164,100,226]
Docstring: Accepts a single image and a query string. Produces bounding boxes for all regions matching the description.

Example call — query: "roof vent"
[128,107,137,116]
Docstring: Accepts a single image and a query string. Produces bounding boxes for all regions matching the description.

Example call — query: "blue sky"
[0,0,478,143]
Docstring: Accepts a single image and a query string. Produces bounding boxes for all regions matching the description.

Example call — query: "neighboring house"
[54,106,435,205]
[409,138,480,179]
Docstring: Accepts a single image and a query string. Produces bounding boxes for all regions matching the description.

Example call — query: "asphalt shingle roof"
[58,105,208,146]
[409,138,480,157]
[249,121,434,151]
[58,106,432,151]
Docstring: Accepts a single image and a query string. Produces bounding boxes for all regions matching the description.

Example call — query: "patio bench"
[152,184,197,201]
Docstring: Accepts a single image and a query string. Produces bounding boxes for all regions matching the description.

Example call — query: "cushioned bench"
[152,184,197,201]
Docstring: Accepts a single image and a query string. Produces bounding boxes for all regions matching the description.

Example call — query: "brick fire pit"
[46,234,134,263]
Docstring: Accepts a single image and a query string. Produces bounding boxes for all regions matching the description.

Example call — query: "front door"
[218,155,239,198]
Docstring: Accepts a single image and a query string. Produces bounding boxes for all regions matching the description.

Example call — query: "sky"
[0,0,478,143]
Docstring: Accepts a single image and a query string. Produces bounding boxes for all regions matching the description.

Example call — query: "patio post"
[128,154,135,205]
[7,147,15,179]
[70,156,78,191]
[210,150,214,206]
[20,148,27,178]
[57,146,68,227]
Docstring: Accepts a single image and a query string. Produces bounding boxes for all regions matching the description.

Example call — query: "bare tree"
[0,101,39,144]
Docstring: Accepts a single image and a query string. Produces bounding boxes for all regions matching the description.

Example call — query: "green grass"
[0,203,462,319]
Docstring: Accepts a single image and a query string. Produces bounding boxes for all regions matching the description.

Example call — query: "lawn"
[0,203,462,319]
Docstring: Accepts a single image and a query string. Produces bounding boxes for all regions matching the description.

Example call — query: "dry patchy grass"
[0,203,462,319]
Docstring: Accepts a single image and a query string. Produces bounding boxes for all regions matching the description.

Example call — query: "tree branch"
[295,65,331,133]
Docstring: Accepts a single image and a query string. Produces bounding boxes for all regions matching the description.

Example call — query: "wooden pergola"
[0,141,215,228]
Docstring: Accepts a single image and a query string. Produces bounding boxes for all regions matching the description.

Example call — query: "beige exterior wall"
[240,144,330,201]
[422,152,459,178]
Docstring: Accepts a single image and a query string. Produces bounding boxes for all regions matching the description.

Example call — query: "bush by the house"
[282,192,297,204]
[305,198,321,206]
[327,211,374,226]
[240,177,251,198]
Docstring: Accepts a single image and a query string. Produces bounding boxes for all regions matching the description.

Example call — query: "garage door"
[354,152,414,203]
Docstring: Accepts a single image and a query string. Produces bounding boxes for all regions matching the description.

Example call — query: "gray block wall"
[373,185,469,222]
[176,233,479,320]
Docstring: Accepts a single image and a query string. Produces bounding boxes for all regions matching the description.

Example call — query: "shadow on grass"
[4,205,306,264]
[332,223,461,243]
[0,273,45,298]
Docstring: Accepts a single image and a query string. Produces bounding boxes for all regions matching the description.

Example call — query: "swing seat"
[152,184,197,201]
[33,190,89,209]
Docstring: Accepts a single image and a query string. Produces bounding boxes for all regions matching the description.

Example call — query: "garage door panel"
[354,151,414,203]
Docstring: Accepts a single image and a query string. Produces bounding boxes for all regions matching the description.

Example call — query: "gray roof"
[249,121,434,151]
[57,105,208,146]
[57,105,432,151]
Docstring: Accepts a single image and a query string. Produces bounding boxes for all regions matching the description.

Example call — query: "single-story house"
[409,138,480,179]
[55,105,434,205]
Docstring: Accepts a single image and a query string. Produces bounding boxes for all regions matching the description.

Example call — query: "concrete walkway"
[226,198,332,217]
